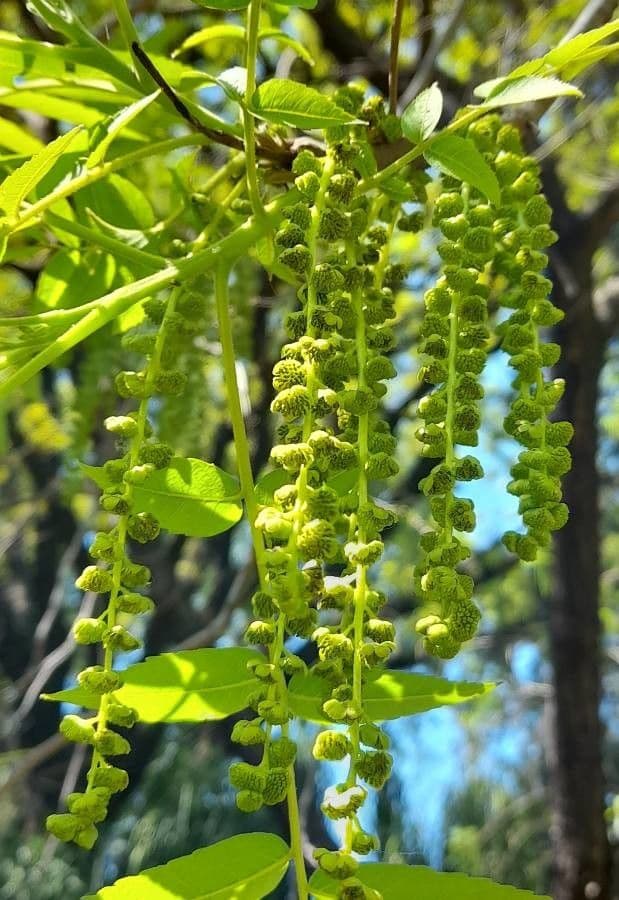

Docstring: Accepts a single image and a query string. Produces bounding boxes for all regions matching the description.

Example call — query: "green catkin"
[464,116,571,561]
[414,175,491,658]
[47,288,190,848]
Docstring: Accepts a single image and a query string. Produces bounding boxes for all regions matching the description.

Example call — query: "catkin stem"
[214,265,309,900]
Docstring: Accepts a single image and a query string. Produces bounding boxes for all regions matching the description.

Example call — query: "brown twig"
[389,0,405,113]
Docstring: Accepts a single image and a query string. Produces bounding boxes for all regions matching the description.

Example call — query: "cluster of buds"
[47,290,193,847]
[413,170,493,657]
[464,116,571,560]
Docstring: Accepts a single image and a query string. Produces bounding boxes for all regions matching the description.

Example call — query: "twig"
[131,42,245,154]
[389,0,405,113]
[10,592,97,729]
[0,733,66,798]
[399,0,466,108]
[561,0,619,43]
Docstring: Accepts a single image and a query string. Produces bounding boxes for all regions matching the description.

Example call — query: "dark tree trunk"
[546,206,612,900]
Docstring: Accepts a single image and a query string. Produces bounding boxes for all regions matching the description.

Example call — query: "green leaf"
[424,134,501,206]
[0,119,44,154]
[255,468,291,506]
[83,832,290,899]
[310,864,550,899]
[268,0,318,8]
[82,457,243,538]
[35,249,117,311]
[543,20,619,69]
[250,78,360,130]
[288,669,496,723]
[0,126,83,219]
[215,66,248,103]
[260,28,315,66]
[43,648,263,722]
[133,457,242,537]
[401,82,443,143]
[189,0,251,9]
[87,92,159,167]
[478,75,582,107]
[174,24,245,56]
[75,174,155,230]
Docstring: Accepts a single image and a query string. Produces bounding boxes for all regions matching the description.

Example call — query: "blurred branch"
[389,0,405,113]
[399,0,466,108]
[10,592,97,731]
[0,733,66,798]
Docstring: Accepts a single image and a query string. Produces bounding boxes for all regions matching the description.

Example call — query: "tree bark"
[546,205,612,900]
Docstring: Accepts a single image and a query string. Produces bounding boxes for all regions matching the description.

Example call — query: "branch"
[398,0,467,109]
[389,0,405,113]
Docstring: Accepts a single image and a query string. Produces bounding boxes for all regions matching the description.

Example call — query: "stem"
[214,265,266,581]
[389,0,405,113]
[244,0,265,221]
[214,266,308,899]
[111,0,150,89]
[359,106,487,192]
[1,191,300,398]
[13,135,205,233]
[43,212,167,271]
[87,286,180,789]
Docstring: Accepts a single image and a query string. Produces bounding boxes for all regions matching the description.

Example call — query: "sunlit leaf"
[478,75,582,107]
[424,134,501,206]
[43,648,263,722]
[402,82,443,143]
[83,833,290,899]
[0,126,83,219]
[289,669,496,723]
[310,864,550,899]
[250,78,361,129]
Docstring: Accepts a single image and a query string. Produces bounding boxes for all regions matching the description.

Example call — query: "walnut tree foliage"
[0,1,618,899]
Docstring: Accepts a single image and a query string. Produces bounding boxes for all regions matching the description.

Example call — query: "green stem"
[87,286,180,788]
[214,265,266,581]
[12,135,205,233]
[44,211,167,271]
[359,106,488,192]
[244,0,265,222]
[111,0,150,89]
[214,266,308,899]
[0,191,299,399]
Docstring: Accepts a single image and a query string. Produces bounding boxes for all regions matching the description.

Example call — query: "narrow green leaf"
[424,134,501,206]
[43,648,263,722]
[174,24,245,56]
[250,78,360,130]
[260,29,315,66]
[0,126,83,219]
[87,93,159,167]
[269,0,318,8]
[562,43,619,79]
[189,0,251,9]
[83,833,290,899]
[544,20,619,69]
[215,66,248,102]
[289,669,496,723]
[480,75,582,107]
[0,119,44,154]
[401,82,443,143]
[310,864,550,899]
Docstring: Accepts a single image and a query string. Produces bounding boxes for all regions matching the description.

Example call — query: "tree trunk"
[547,227,611,899]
